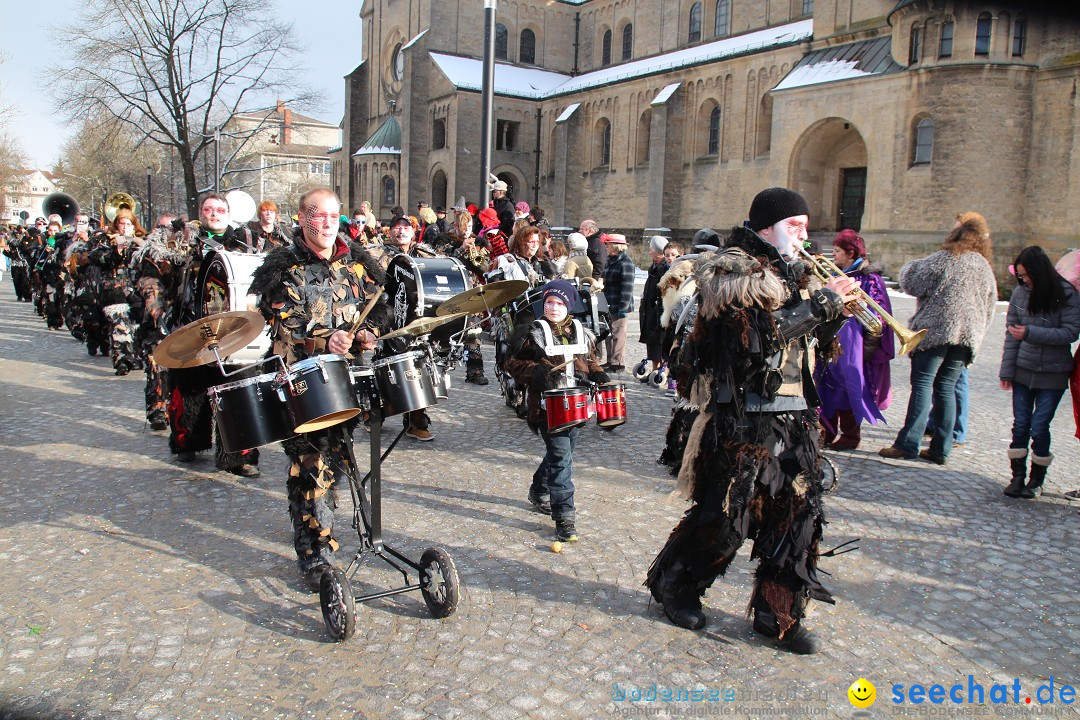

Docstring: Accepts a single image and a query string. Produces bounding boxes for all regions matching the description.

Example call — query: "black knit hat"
[748,187,809,231]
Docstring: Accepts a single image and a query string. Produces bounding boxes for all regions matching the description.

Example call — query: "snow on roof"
[402,29,428,50]
[429,19,812,100]
[555,103,581,123]
[650,82,682,106]
[774,36,904,91]
[549,19,812,96]
[429,53,570,99]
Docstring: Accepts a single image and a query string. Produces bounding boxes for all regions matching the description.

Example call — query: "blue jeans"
[1010,382,1067,457]
[926,367,968,443]
[893,345,970,459]
[533,425,580,518]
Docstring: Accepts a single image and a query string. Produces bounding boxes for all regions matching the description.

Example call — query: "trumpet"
[796,244,926,356]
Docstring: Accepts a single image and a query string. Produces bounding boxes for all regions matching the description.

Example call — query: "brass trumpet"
[796,245,926,355]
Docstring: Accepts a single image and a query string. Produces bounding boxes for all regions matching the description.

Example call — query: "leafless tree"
[0,53,28,218]
[48,0,319,217]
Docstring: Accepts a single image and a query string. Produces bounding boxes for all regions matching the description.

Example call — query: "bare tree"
[49,0,318,217]
[0,52,28,219]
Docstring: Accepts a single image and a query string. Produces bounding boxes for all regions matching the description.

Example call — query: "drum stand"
[317,402,460,642]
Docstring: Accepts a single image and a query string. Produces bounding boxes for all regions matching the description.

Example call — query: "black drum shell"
[280,355,361,433]
[373,351,438,417]
[210,372,296,453]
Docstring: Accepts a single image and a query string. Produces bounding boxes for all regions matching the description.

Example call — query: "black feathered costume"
[646,225,845,646]
[249,233,392,572]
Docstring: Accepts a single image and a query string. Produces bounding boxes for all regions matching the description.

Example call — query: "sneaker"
[554,518,579,542]
[406,427,434,442]
[528,489,552,515]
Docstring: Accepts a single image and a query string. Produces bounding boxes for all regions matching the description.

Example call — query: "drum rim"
[542,387,590,397]
[290,353,347,372]
[371,350,426,368]
[208,372,280,394]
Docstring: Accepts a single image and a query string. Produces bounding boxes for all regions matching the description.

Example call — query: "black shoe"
[752,608,780,638]
[528,489,552,514]
[554,518,579,542]
[149,412,168,431]
[227,464,260,478]
[651,572,707,630]
[177,451,197,463]
[472,375,489,385]
[87,345,97,356]
[301,563,333,593]
[115,362,130,376]
[1003,478,1026,497]
[779,624,821,655]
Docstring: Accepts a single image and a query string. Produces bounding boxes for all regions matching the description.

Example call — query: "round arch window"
[392,44,404,81]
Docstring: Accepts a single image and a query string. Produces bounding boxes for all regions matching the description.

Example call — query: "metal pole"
[479,0,497,208]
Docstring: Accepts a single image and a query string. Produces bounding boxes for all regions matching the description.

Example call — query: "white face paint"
[758,214,809,261]
[543,296,568,323]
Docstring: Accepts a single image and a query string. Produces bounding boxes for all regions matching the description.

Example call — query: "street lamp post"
[146,166,153,227]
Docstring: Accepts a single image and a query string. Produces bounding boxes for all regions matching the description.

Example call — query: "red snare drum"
[593,383,627,428]
[542,387,591,432]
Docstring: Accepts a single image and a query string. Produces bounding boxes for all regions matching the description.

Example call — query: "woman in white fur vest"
[879,212,998,465]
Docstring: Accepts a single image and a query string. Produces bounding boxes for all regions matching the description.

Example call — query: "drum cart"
[316,365,461,642]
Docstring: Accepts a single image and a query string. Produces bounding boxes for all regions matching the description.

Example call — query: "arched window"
[596,119,612,167]
[975,13,992,56]
[637,109,651,165]
[912,117,933,165]
[1012,17,1027,56]
[938,19,954,58]
[909,23,922,64]
[714,0,730,37]
[601,29,612,66]
[520,29,536,64]
[708,105,721,156]
[689,3,702,43]
[756,94,772,157]
[382,175,396,205]
[622,24,633,61]
[495,23,509,60]
[432,170,447,210]
[802,0,814,15]
[432,118,446,150]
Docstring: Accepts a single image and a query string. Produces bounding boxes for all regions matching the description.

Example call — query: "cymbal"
[436,280,530,316]
[380,312,469,340]
[153,310,265,369]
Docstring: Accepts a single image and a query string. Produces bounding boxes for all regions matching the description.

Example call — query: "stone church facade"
[329,0,1080,279]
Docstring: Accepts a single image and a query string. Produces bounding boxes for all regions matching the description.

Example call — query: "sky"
[1,0,363,170]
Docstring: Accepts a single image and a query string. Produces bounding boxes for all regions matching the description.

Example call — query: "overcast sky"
[1,1,363,169]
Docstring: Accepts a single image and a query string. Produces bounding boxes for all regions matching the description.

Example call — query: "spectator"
[638,235,669,378]
[601,233,635,373]
[1000,246,1080,498]
[580,219,605,280]
[879,212,997,465]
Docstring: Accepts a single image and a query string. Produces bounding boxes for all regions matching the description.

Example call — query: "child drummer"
[505,280,609,541]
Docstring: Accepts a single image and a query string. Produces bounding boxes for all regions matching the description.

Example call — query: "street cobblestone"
[0,280,1078,719]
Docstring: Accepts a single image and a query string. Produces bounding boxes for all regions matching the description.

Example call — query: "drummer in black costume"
[505,280,609,542]
[374,215,439,441]
[158,194,261,476]
[248,187,392,591]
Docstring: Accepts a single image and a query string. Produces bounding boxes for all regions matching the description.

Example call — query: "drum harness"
[538,318,588,388]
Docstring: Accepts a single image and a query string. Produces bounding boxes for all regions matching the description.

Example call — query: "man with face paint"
[505,279,609,542]
[646,187,859,654]
[249,187,392,590]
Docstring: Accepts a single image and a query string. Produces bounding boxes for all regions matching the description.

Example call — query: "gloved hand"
[531,363,557,392]
[587,370,610,384]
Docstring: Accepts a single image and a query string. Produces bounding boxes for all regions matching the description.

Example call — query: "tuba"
[43,192,80,226]
[225,190,256,227]
[104,192,139,222]
[796,244,926,356]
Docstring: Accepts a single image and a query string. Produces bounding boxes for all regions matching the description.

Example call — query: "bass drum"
[196,249,270,364]
[387,255,471,350]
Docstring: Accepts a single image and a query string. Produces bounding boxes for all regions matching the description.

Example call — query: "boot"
[1004,449,1027,497]
[1021,454,1052,499]
[650,564,706,630]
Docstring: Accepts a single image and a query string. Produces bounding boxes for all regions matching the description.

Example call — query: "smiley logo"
[848,678,876,708]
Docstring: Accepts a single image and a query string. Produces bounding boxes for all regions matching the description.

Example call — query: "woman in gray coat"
[1000,246,1080,498]
[879,212,998,464]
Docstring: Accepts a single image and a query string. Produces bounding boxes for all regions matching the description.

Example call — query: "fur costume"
[646,230,845,642]
[249,233,392,571]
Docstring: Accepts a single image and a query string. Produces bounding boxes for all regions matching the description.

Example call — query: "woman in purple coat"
[815,230,894,450]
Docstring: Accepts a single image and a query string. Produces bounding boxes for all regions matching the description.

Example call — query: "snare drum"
[542,387,591,433]
[278,354,361,433]
[372,351,438,417]
[593,383,627,428]
[208,372,296,453]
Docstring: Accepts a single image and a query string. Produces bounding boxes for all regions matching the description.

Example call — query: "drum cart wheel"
[319,566,356,642]
[419,547,460,618]
[317,408,462,640]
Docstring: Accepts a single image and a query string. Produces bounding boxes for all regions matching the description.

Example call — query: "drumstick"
[346,290,383,336]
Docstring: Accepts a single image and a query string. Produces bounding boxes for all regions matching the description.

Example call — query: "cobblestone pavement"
[1,279,1077,720]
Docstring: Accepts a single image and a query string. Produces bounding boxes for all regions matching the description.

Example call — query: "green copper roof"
[354,116,401,156]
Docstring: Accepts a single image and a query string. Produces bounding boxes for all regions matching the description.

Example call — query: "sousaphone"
[104,192,139,222]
